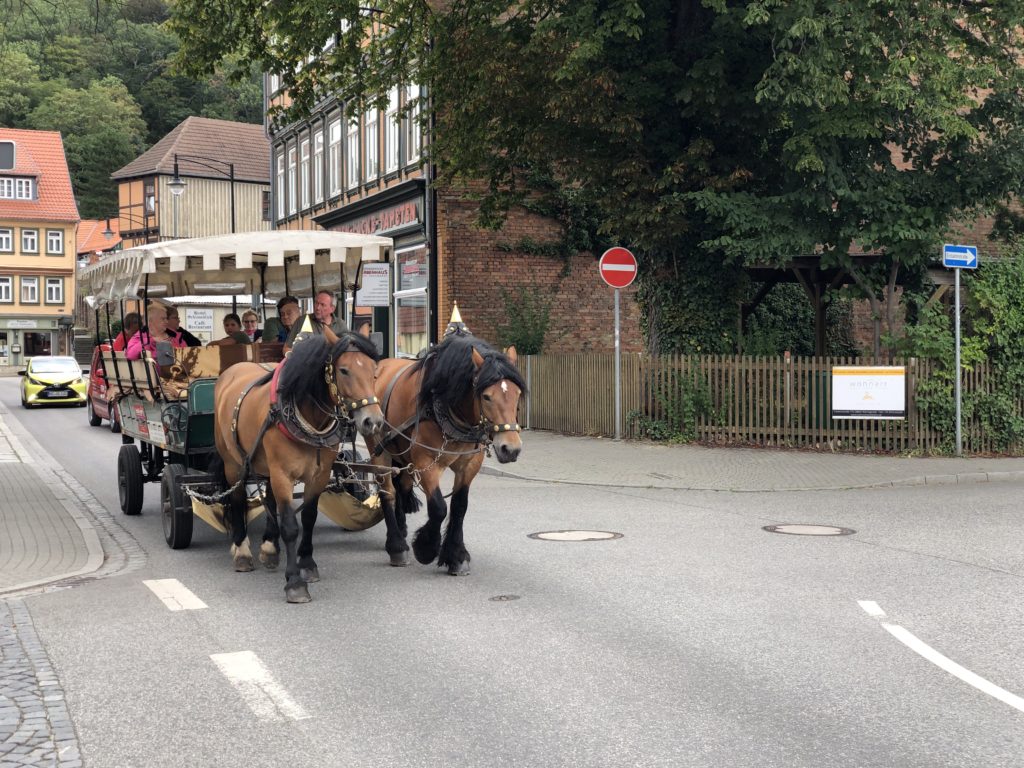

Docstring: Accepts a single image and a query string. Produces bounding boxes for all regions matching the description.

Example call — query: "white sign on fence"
[831,366,906,420]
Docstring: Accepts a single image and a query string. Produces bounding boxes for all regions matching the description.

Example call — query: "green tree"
[169,1,1024,352]
[27,77,148,218]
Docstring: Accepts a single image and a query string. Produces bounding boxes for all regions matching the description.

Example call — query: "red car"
[86,343,120,432]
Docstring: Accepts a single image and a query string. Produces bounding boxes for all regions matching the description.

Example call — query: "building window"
[15,178,33,199]
[21,229,38,253]
[313,131,324,203]
[275,152,285,219]
[299,138,310,210]
[287,145,297,215]
[145,182,155,214]
[21,276,38,304]
[405,83,422,164]
[45,277,63,304]
[0,141,13,170]
[262,190,271,221]
[364,107,379,181]
[0,228,13,252]
[384,87,400,174]
[0,178,12,198]
[46,230,63,254]
[0,277,11,303]
[328,119,341,196]
[346,117,360,189]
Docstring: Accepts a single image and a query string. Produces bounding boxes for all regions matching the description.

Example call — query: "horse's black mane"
[416,331,526,413]
[277,332,380,403]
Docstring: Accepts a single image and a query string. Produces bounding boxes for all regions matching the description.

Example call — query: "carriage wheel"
[117,445,144,516]
[110,408,121,433]
[161,463,193,550]
[87,399,101,427]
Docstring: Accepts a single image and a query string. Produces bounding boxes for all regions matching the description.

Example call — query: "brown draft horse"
[365,331,526,575]
[213,333,383,602]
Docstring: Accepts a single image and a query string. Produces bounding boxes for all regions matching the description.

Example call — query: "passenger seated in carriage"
[125,305,188,360]
[208,313,252,347]
[112,312,141,352]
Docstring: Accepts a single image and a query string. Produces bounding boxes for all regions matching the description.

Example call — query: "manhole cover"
[528,530,623,541]
[763,524,855,536]
[489,594,521,602]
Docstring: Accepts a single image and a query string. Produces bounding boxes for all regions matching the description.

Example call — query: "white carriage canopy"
[79,230,393,306]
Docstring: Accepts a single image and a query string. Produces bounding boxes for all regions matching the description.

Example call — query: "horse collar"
[270,358,347,449]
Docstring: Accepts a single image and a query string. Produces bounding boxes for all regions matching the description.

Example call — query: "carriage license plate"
[43,390,70,398]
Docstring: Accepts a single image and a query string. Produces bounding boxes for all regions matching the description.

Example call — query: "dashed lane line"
[860,600,1024,714]
[210,651,311,722]
[143,578,208,611]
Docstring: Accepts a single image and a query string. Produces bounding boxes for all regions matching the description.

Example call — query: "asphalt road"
[1,377,1023,767]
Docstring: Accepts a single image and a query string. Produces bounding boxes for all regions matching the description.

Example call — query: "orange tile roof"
[0,128,80,223]
[112,116,270,184]
[76,218,121,255]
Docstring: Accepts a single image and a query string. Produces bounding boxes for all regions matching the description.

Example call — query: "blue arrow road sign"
[943,243,978,269]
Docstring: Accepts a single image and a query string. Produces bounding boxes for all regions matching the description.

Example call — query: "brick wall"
[435,187,643,353]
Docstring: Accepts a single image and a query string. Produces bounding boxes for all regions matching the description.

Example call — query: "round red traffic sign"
[598,247,638,289]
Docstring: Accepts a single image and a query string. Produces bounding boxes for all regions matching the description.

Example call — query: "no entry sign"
[599,247,638,289]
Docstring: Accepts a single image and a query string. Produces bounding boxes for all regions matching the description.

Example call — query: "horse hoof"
[286,584,311,603]
[389,551,410,567]
[447,561,471,576]
[259,542,279,570]
[300,567,320,583]
[233,556,254,573]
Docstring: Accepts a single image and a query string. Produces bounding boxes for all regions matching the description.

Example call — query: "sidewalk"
[0,405,104,597]
[482,431,1024,491]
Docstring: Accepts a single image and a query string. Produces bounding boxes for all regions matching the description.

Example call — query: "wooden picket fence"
[517,353,1018,454]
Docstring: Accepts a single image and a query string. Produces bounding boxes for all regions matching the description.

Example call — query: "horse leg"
[259,491,280,570]
[270,472,309,603]
[297,495,320,583]
[225,469,254,572]
[412,471,446,565]
[394,470,418,541]
[374,455,409,566]
[438,482,471,576]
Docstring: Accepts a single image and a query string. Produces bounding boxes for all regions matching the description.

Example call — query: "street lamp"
[172,153,236,235]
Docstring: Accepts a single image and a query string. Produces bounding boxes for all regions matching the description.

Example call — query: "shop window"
[21,228,38,253]
[46,230,63,254]
[24,332,51,357]
[393,246,429,358]
[21,276,38,303]
[45,277,63,304]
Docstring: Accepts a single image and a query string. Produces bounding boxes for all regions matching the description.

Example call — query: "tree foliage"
[170,0,1024,351]
[0,0,262,217]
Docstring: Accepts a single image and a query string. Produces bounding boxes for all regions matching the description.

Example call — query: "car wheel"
[117,444,144,516]
[87,400,102,427]
[161,463,193,549]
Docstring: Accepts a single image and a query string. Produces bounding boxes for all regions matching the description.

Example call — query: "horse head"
[330,333,385,437]
[471,344,523,463]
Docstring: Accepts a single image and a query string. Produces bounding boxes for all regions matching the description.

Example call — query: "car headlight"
[27,377,45,387]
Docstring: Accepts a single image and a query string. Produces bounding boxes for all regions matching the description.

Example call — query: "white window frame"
[313,131,324,203]
[0,277,11,303]
[21,228,38,253]
[21,276,38,304]
[287,145,297,215]
[15,178,32,199]
[364,107,379,182]
[405,83,422,164]
[46,230,63,254]
[385,88,400,174]
[299,138,310,210]
[346,117,360,189]
[45,277,63,304]
[328,119,342,196]
[276,151,286,218]
[0,178,13,198]
[0,228,11,251]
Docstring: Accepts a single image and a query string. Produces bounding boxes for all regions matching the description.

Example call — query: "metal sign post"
[599,248,638,440]
[942,244,978,457]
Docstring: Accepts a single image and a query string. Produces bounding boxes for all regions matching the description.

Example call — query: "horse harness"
[374,361,521,457]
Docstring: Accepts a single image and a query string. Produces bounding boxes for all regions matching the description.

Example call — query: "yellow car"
[20,356,88,408]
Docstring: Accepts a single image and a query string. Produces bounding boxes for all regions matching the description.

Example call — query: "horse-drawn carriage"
[81,229,527,602]
[78,230,392,551]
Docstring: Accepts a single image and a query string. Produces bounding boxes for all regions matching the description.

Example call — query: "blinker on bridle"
[324,357,379,416]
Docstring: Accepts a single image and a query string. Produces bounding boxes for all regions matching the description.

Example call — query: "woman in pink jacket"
[125,305,188,360]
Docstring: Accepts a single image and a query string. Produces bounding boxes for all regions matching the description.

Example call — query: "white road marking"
[211,651,310,721]
[143,579,208,611]
[861,600,1024,714]
[857,600,886,618]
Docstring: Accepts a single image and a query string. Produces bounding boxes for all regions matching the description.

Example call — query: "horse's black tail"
[207,451,227,488]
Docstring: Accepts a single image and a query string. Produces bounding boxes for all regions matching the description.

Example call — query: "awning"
[79,230,393,305]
